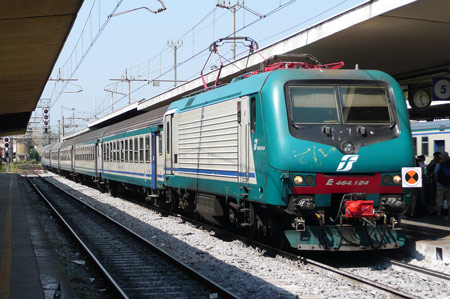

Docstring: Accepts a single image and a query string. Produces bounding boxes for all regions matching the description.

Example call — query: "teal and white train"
[43,57,415,251]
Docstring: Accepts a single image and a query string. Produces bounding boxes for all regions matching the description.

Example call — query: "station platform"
[0,173,74,298]
[400,215,450,263]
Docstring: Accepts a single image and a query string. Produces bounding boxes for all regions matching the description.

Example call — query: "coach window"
[421,137,429,156]
[129,139,133,163]
[113,142,116,161]
[250,96,256,134]
[116,141,119,162]
[139,137,144,162]
[145,136,150,162]
[116,141,120,162]
[121,140,124,161]
[134,138,139,162]
[125,140,128,162]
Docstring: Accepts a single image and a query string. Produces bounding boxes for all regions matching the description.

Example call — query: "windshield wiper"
[292,121,300,130]
[389,121,396,130]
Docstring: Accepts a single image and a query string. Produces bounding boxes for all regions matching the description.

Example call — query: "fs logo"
[336,155,359,172]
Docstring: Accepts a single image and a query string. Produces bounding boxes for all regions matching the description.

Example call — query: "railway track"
[42,172,450,298]
[205,227,450,299]
[122,194,450,298]
[13,163,42,175]
[377,254,450,282]
[27,175,237,299]
[118,195,440,299]
[152,207,449,299]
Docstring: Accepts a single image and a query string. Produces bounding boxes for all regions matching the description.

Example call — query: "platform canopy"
[137,0,450,120]
[0,0,83,136]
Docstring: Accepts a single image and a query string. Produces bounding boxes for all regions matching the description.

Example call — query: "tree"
[29,149,40,162]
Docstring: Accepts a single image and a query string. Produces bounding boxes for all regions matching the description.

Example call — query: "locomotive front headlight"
[293,175,303,185]
[393,175,402,185]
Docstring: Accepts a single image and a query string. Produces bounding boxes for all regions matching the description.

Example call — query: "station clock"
[409,89,431,109]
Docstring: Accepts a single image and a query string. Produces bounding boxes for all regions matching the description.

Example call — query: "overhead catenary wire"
[51,0,126,109]
[85,0,351,121]
[91,1,301,119]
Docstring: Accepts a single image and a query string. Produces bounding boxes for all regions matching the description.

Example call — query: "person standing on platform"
[434,151,450,218]
[426,152,441,214]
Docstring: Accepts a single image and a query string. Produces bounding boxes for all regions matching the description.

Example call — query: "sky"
[39,0,368,134]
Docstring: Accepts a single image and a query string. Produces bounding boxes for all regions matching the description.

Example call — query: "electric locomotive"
[164,53,414,251]
[42,50,414,251]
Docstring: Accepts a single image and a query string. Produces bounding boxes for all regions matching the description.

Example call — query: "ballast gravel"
[42,172,450,298]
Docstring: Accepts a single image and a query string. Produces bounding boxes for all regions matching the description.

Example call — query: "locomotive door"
[238,97,250,186]
[164,112,174,175]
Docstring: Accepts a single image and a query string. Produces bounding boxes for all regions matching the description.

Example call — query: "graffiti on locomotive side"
[293,146,336,165]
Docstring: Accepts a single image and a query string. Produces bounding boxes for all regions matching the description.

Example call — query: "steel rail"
[377,254,450,282]
[39,172,422,298]
[28,175,238,299]
[27,176,129,298]
[144,205,420,299]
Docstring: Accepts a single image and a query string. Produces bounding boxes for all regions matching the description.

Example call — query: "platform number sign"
[433,77,450,101]
[402,167,422,188]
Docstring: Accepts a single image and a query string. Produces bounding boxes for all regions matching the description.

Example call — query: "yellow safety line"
[0,176,13,299]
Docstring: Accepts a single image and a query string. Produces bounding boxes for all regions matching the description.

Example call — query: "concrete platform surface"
[0,173,74,298]
[401,216,450,263]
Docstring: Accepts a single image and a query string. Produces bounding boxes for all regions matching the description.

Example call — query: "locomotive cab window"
[341,86,391,124]
[287,82,393,125]
[288,86,339,124]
